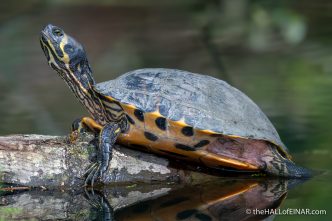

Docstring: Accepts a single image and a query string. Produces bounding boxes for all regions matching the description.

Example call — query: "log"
[0,133,217,189]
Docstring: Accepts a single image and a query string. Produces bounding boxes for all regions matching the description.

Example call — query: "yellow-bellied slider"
[40,24,311,186]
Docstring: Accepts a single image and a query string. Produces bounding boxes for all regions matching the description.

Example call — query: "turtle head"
[40,24,95,90]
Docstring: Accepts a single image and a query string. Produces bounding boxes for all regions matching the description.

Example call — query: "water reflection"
[115,179,294,221]
[0,178,305,220]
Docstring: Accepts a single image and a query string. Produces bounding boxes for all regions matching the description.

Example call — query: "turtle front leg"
[70,117,102,142]
[85,123,121,187]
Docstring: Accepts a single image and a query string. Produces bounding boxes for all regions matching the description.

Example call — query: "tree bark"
[0,134,216,189]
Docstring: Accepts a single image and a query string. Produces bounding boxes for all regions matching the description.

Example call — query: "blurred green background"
[0,0,331,220]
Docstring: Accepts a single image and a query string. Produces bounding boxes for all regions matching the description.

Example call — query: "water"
[0,0,331,220]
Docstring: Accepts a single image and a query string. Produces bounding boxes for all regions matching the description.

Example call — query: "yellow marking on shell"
[200,152,259,170]
[149,110,164,118]
[117,114,258,170]
[176,118,188,127]
[118,126,206,161]
[144,111,166,135]
[166,118,200,146]
[227,134,244,139]
[104,95,117,102]
[118,103,283,170]
[121,103,136,112]
[200,129,219,135]
[120,103,142,126]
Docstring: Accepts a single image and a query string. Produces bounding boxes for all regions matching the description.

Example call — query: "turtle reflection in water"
[0,179,299,220]
[40,24,311,186]
[114,179,293,221]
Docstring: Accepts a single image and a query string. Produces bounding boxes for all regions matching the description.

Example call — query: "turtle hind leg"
[85,123,121,187]
[262,146,312,178]
[204,136,312,178]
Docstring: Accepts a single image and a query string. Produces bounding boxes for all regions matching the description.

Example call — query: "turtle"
[40,24,311,186]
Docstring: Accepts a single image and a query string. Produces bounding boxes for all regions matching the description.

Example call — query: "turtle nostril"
[52,27,63,37]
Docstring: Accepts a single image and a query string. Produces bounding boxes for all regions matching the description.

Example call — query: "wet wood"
[0,134,216,189]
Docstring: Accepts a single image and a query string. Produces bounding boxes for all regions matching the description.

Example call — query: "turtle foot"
[84,162,101,187]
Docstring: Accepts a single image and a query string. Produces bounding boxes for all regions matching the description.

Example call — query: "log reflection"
[0,178,304,221]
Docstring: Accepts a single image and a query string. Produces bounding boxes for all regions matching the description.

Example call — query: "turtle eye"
[52,28,63,37]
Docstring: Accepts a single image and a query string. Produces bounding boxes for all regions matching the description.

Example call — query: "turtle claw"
[84,162,104,187]
[84,163,99,187]
[84,162,98,177]
[91,164,101,187]
[69,130,79,143]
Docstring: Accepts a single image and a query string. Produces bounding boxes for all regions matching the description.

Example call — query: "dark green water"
[0,0,331,220]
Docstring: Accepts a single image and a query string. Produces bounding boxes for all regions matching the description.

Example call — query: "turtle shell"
[95,68,288,155]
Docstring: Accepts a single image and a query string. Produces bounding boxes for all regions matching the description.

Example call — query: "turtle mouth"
[40,24,52,41]
[40,29,52,51]
[40,32,48,44]
[40,31,49,56]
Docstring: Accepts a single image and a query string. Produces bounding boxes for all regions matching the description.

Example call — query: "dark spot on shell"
[126,115,135,125]
[159,150,188,158]
[194,140,210,148]
[175,143,195,151]
[195,213,212,221]
[155,117,167,130]
[181,126,194,137]
[134,109,144,122]
[176,209,198,220]
[144,132,158,141]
